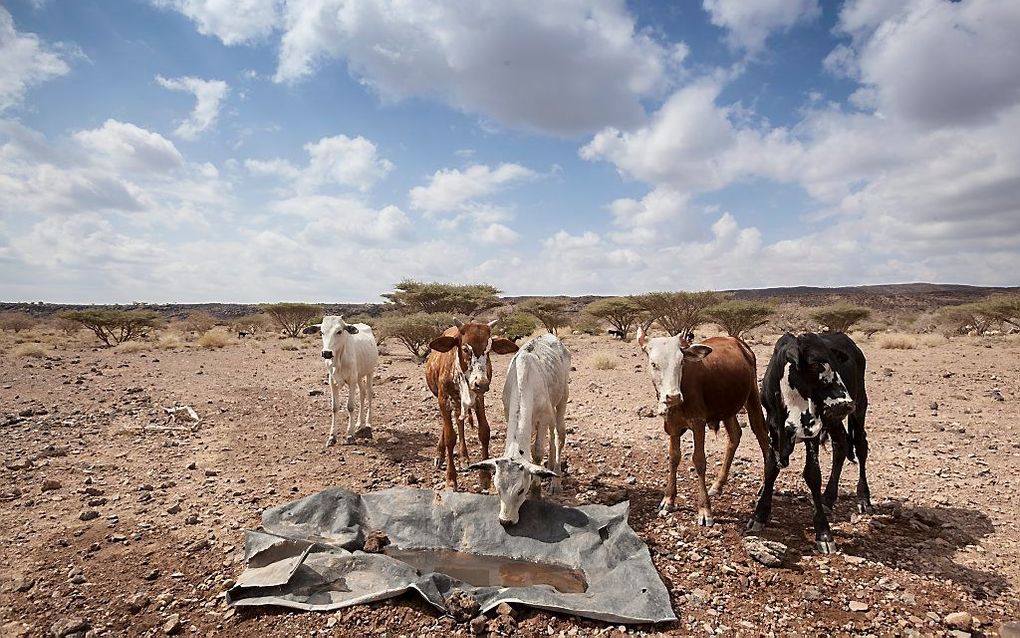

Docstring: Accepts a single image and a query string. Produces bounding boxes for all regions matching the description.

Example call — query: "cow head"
[637,327,712,417]
[772,333,854,466]
[428,319,518,393]
[303,315,358,360]
[467,457,556,526]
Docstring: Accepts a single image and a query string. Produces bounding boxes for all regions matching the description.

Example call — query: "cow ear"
[682,344,712,361]
[452,318,464,329]
[344,325,359,334]
[491,338,519,355]
[467,459,498,473]
[429,335,459,352]
[637,327,648,352]
[525,462,558,479]
[301,324,321,335]
[487,318,499,327]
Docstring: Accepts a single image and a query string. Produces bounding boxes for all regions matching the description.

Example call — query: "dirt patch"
[1,333,1018,635]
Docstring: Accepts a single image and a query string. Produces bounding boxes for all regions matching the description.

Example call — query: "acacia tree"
[261,302,322,337]
[0,312,35,333]
[980,295,1020,330]
[632,291,722,336]
[704,300,775,337]
[232,313,271,335]
[585,297,643,340]
[182,311,217,334]
[492,311,537,342]
[375,312,453,361]
[58,309,162,346]
[809,304,872,333]
[382,280,501,317]
[519,298,569,335]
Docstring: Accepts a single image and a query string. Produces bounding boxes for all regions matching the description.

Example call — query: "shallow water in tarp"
[226,486,676,625]
[383,548,588,593]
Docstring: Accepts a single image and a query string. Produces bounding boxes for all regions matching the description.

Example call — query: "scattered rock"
[84,487,104,496]
[929,401,939,411]
[185,514,200,525]
[48,617,89,637]
[446,590,480,623]
[636,405,656,418]
[79,510,99,521]
[41,478,62,492]
[945,612,972,630]
[204,469,218,477]
[13,576,35,592]
[386,436,400,445]
[362,530,390,554]
[742,537,786,567]
[143,569,160,581]
[999,622,1020,638]
[991,389,1005,402]
[801,586,822,601]
[163,613,181,635]
[186,461,197,470]
[495,602,517,619]
[469,614,487,635]
[353,425,373,439]
[167,503,181,515]
[849,600,869,612]
[126,593,149,613]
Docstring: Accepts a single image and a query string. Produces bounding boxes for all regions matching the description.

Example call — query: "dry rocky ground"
[1,329,1019,637]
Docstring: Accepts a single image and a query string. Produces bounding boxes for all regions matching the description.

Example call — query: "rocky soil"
[1,332,1019,636]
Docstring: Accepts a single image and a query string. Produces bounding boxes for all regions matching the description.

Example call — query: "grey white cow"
[469,333,570,526]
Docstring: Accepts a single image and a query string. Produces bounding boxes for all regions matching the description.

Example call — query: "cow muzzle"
[821,396,854,421]
[471,381,490,393]
[657,393,681,416]
[321,350,333,360]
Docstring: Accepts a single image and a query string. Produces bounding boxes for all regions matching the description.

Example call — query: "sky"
[1,0,1018,304]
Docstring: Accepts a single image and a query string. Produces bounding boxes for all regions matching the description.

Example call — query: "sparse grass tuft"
[12,342,46,358]
[198,329,231,349]
[156,334,184,350]
[877,333,916,349]
[279,340,300,351]
[113,341,151,354]
[592,354,617,370]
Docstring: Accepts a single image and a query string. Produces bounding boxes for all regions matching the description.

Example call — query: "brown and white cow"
[638,328,769,525]
[425,319,519,490]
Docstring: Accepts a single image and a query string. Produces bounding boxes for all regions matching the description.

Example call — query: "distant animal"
[302,316,379,446]
[237,331,249,338]
[637,327,769,526]
[425,319,519,490]
[607,329,626,340]
[747,332,869,554]
[468,334,570,526]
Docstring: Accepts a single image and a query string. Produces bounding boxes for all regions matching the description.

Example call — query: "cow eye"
[808,363,824,373]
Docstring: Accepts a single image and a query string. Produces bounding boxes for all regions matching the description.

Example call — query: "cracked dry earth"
[1,332,1019,637]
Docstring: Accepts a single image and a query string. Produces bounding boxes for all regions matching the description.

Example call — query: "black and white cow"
[747,332,871,553]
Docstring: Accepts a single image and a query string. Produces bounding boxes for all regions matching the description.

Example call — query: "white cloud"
[477,222,519,245]
[156,75,230,140]
[245,133,393,193]
[409,163,536,214]
[703,0,820,54]
[151,0,282,45]
[73,119,184,172]
[244,157,300,180]
[0,7,72,111]
[272,194,413,244]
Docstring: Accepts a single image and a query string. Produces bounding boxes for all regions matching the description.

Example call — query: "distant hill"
[2,282,1016,319]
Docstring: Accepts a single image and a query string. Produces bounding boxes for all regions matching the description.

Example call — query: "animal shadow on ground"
[752,491,1007,598]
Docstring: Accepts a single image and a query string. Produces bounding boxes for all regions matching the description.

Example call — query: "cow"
[425,319,519,490]
[747,332,870,554]
[638,327,769,526]
[467,334,570,526]
[237,331,249,338]
[302,316,379,447]
[607,329,626,340]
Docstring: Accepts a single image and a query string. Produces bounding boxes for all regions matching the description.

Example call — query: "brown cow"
[425,319,519,490]
[637,328,769,525]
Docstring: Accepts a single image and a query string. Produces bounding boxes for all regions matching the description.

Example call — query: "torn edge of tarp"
[226,487,677,625]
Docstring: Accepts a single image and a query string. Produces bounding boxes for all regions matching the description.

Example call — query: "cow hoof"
[325,435,337,447]
[708,485,722,497]
[857,500,874,514]
[445,481,458,492]
[815,540,838,554]
[434,458,444,470]
[657,499,677,515]
[697,513,714,527]
[746,519,766,533]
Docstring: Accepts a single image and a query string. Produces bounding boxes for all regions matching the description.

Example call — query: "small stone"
[999,622,1020,638]
[469,614,487,635]
[446,590,480,623]
[849,601,869,612]
[70,574,86,584]
[386,436,400,445]
[79,510,99,521]
[308,389,324,396]
[495,602,517,618]
[185,514,200,525]
[163,613,181,635]
[362,530,390,554]
[991,389,1005,402]
[13,576,35,592]
[167,503,181,515]
[49,617,89,637]
[186,461,197,470]
[742,537,786,567]
[802,586,822,601]
[929,401,939,411]
[944,612,972,629]
[204,469,218,477]
[127,593,149,613]
[84,487,104,496]
[843,555,866,565]
[41,478,62,492]
[143,569,160,581]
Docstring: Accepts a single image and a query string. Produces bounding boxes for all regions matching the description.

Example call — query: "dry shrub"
[12,342,46,358]
[198,329,231,349]
[279,340,300,351]
[592,354,617,370]
[917,334,946,347]
[113,341,151,354]
[156,333,184,350]
[877,333,916,350]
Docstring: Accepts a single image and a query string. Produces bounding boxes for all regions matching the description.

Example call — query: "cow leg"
[439,394,458,490]
[804,439,836,553]
[434,420,445,470]
[745,396,770,463]
[452,399,467,470]
[692,425,713,526]
[342,381,357,443]
[658,427,682,514]
[474,396,492,491]
[548,400,567,495]
[362,374,373,431]
[710,416,741,496]
[852,408,874,514]
[326,374,340,447]
[747,447,781,533]
[823,422,848,513]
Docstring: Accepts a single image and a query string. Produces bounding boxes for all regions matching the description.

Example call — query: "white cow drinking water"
[303,316,378,446]
[468,333,570,526]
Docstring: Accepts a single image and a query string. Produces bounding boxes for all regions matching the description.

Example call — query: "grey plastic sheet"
[226,487,676,624]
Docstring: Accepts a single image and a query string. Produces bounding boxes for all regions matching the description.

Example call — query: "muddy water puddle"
[383,548,588,593]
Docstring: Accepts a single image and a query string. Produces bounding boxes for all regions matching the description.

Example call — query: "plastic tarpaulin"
[226,487,676,624]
